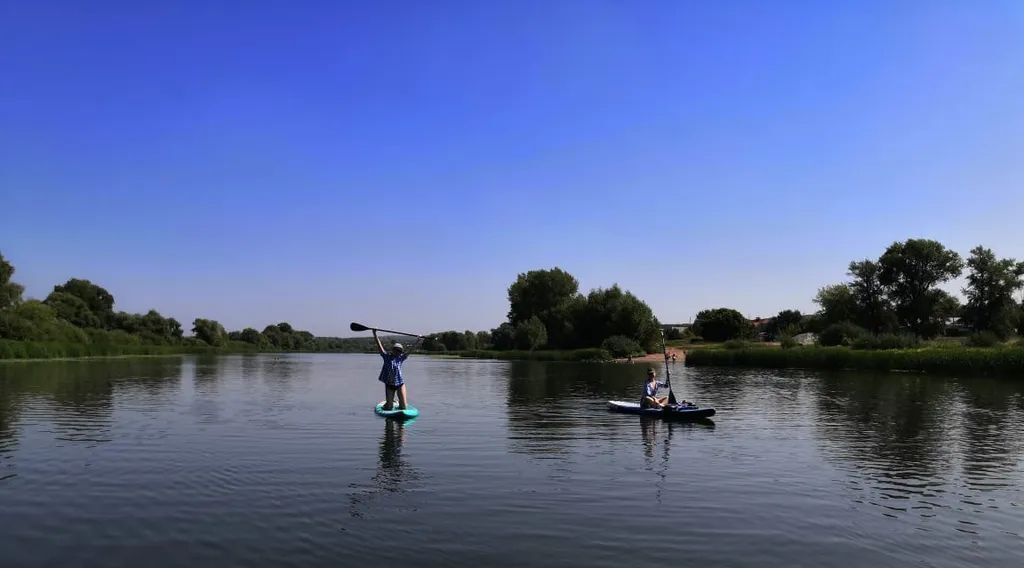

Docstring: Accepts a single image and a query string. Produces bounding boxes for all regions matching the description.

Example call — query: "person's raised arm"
[373,330,386,356]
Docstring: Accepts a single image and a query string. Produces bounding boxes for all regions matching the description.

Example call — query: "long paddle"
[661,329,678,405]
[350,322,426,339]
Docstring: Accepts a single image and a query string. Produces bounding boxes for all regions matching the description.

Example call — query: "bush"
[513,316,548,351]
[780,336,798,349]
[967,331,1001,348]
[818,322,868,347]
[850,333,921,350]
[876,333,921,350]
[601,335,643,358]
[692,308,754,342]
[723,339,750,350]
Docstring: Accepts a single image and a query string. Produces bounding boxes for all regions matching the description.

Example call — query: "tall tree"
[507,268,581,348]
[961,246,1024,338]
[52,279,116,327]
[574,285,660,350]
[0,252,25,309]
[847,260,895,334]
[814,284,857,326]
[878,239,963,337]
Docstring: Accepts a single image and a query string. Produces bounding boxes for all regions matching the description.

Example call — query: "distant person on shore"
[671,353,677,363]
[375,330,410,411]
[641,368,669,409]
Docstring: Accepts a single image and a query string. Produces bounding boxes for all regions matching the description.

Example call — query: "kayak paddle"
[350,322,425,339]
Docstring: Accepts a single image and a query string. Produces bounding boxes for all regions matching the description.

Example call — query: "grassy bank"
[685,345,1024,374]
[0,339,268,361]
[439,348,613,362]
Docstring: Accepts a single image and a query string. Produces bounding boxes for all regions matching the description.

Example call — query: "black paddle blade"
[668,390,678,405]
[350,322,370,332]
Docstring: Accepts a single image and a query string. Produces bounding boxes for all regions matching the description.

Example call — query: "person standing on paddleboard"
[641,368,669,409]
[375,330,411,411]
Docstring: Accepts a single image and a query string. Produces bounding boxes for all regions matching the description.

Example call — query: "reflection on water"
[1,355,1023,567]
[0,358,184,462]
[350,417,419,519]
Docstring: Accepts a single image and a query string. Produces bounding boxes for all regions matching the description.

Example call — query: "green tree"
[0,252,25,309]
[848,260,896,334]
[295,330,315,350]
[475,330,492,350]
[52,279,116,327]
[931,290,961,336]
[767,309,803,339]
[437,330,470,351]
[462,330,478,350]
[814,284,857,326]
[513,316,547,350]
[692,308,753,342]
[490,322,515,350]
[192,318,227,346]
[0,300,87,342]
[961,246,1024,339]
[878,239,963,337]
[239,327,264,345]
[421,335,447,352]
[44,291,101,329]
[574,285,660,350]
[262,324,284,348]
[507,268,581,348]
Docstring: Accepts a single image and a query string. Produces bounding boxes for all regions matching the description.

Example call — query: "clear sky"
[2,1,1023,336]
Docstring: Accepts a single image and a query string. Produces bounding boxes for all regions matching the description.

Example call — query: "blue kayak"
[374,402,420,419]
[607,400,716,420]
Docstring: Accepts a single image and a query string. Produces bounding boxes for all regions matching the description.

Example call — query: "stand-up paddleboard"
[374,401,420,419]
[607,400,715,420]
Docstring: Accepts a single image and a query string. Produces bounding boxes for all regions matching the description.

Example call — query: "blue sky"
[2,1,1023,335]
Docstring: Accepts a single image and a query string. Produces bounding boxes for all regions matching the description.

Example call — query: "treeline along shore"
[4,238,1024,374]
[0,252,381,360]
[418,239,1024,374]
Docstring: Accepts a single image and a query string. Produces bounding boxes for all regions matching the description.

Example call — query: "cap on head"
[647,368,656,376]
[392,343,404,352]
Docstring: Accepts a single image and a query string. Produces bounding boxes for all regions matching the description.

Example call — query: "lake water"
[1,354,1023,567]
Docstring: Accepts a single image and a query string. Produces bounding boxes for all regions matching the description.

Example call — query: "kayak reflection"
[640,416,715,504]
[640,417,715,461]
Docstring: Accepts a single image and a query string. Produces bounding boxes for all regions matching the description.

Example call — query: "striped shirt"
[378,352,409,386]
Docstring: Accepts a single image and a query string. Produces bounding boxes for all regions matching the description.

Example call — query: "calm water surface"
[1,354,1023,567]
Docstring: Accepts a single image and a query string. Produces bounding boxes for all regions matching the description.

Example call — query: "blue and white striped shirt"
[378,352,409,386]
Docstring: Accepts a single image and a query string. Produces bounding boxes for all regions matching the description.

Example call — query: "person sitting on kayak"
[641,368,669,409]
[375,330,410,411]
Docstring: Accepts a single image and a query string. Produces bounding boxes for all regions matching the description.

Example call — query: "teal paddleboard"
[374,402,420,419]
